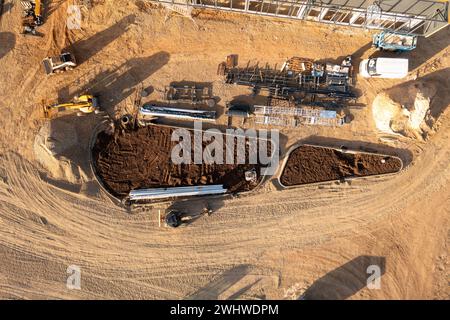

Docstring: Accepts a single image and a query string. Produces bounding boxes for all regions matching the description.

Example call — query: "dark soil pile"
[92,125,268,197]
[280,145,402,186]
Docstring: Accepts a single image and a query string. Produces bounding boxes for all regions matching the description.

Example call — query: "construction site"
[0,0,449,300]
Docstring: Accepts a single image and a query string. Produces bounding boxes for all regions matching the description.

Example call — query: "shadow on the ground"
[386,67,450,121]
[302,255,386,300]
[186,264,251,300]
[44,0,65,19]
[0,1,13,18]
[318,41,372,73]
[59,51,170,115]
[370,28,450,71]
[0,32,15,60]
[64,14,137,65]
[165,196,225,226]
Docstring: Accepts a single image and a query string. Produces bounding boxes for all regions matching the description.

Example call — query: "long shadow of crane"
[186,265,251,300]
[0,32,15,60]
[64,14,137,66]
[302,255,386,300]
[58,51,170,115]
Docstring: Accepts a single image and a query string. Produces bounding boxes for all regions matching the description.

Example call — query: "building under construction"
[150,0,448,37]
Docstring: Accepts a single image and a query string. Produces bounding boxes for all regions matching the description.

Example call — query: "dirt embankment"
[92,124,268,196]
[280,145,402,186]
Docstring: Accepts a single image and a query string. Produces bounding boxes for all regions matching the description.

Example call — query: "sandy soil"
[0,0,448,299]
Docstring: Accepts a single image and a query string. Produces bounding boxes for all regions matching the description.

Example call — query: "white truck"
[359,58,408,79]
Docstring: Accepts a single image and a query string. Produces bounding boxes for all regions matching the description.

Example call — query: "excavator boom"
[34,0,42,17]
[42,95,100,119]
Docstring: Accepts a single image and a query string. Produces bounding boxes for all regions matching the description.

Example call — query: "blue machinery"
[372,31,418,51]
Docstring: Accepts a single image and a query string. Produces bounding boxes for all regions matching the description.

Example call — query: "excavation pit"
[92,124,272,199]
[279,144,403,187]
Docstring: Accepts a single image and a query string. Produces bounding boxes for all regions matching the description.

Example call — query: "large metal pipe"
[129,185,227,201]
[139,104,216,122]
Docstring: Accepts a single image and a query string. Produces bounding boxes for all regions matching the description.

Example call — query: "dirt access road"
[0,0,448,299]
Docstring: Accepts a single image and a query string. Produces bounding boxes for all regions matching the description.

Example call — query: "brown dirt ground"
[280,145,402,186]
[0,0,448,299]
[93,124,264,196]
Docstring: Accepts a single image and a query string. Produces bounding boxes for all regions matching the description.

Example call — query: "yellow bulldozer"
[42,94,100,119]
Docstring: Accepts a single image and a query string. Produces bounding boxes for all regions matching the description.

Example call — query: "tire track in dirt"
[0,2,448,298]
[0,110,448,299]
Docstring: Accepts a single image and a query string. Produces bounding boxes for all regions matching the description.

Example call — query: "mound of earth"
[372,81,437,139]
[280,145,402,187]
[33,119,88,183]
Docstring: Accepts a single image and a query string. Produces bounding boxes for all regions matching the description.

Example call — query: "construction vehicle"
[42,94,100,119]
[43,52,77,75]
[159,202,212,228]
[163,207,212,228]
[21,0,44,36]
[372,31,417,52]
[164,210,184,228]
[359,58,409,79]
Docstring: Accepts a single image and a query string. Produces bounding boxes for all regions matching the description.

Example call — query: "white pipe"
[139,105,216,121]
[129,185,227,201]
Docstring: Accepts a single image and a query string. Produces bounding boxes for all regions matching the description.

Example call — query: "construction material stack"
[219,55,355,101]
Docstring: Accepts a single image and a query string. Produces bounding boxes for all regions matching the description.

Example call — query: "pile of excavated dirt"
[92,124,266,197]
[280,145,402,186]
[372,81,437,139]
[33,119,88,183]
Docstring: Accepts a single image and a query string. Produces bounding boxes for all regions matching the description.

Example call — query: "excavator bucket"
[41,99,63,119]
[42,101,56,119]
[42,59,53,75]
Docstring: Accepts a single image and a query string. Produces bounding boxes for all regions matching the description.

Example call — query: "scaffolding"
[255,115,297,126]
[163,84,213,105]
[253,104,346,126]
[222,57,356,100]
[148,0,448,36]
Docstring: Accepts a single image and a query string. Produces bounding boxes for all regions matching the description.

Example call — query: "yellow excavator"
[42,94,100,119]
[21,0,44,36]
